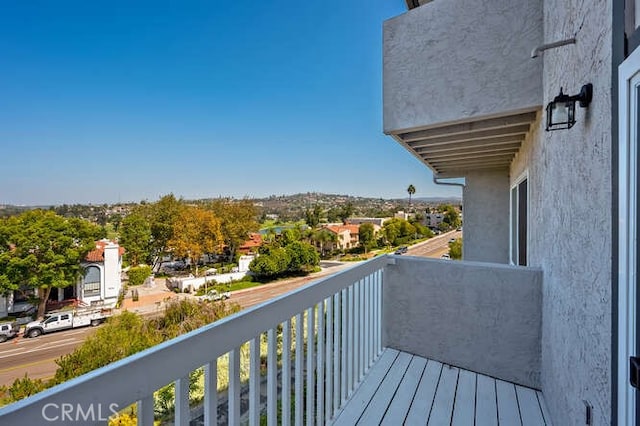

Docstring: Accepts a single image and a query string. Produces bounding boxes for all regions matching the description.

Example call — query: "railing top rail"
[0,255,387,425]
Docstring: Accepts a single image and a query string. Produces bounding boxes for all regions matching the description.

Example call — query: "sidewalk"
[119,278,187,317]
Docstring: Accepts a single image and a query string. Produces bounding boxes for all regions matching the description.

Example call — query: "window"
[60,314,69,320]
[83,266,101,297]
[510,176,528,266]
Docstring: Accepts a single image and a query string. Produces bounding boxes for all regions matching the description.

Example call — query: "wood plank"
[496,380,522,426]
[427,365,460,425]
[380,356,428,425]
[357,352,413,425]
[536,390,553,425]
[475,374,498,426]
[516,385,545,426]
[451,369,476,425]
[332,348,399,426]
[405,360,443,425]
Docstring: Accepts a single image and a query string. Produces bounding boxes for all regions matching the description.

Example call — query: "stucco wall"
[383,0,542,133]
[511,3,613,423]
[383,257,542,388]
[462,170,510,263]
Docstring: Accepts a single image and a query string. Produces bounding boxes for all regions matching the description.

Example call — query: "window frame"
[510,171,529,266]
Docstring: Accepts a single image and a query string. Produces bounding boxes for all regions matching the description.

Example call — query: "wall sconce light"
[545,83,593,131]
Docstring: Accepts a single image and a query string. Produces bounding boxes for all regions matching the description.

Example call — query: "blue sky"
[0,0,461,205]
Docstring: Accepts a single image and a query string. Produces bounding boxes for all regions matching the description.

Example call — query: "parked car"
[441,253,451,260]
[394,246,408,255]
[0,321,19,343]
[198,289,231,302]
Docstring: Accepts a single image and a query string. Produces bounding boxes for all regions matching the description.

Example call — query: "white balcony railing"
[0,256,386,426]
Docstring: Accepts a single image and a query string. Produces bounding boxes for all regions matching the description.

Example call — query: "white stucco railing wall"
[383,255,543,388]
[0,257,386,426]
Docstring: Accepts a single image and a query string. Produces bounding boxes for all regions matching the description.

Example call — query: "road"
[0,231,462,388]
[0,327,98,386]
[407,230,462,258]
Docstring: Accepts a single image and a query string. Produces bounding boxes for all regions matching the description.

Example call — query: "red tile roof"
[85,240,125,262]
[326,224,360,235]
[239,233,263,251]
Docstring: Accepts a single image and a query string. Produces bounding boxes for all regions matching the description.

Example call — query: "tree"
[145,194,185,268]
[304,204,323,228]
[167,207,224,276]
[449,238,462,260]
[206,199,259,261]
[286,241,320,273]
[249,247,291,279]
[312,228,337,257]
[338,202,354,224]
[358,223,376,253]
[407,184,416,206]
[119,212,153,265]
[0,210,104,318]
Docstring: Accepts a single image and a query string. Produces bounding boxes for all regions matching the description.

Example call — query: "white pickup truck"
[24,309,111,338]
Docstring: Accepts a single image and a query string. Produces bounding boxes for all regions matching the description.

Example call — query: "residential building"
[238,233,263,254]
[346,217,389,227]
[324,224,361,250]
[77,239,124,308]
[0,239,124,317]
[2,0,638,425]
[424,212,444,229]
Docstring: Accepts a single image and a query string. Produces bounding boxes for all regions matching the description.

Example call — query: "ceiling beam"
[413,137,524,155]
[429,157,513,168]
[423,149,519,162]
[399,112,537,143]
[407,128,528,149]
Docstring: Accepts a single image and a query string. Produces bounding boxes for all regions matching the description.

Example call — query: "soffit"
[389,110,539,178]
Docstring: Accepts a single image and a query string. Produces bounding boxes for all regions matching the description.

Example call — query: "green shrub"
[128,265,152,287]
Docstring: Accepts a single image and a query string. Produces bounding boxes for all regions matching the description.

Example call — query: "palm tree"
[407,184,416,206]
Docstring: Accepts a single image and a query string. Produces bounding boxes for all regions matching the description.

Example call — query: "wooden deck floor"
[332,348,551,426]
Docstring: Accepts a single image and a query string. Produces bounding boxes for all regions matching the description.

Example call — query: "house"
[424,212,444,229]
[76,239,124,308]
[238,233,263,254]
[1,0,637,425]
[324,224,361,250]
[346,217,389,227]
[0,239,124,317]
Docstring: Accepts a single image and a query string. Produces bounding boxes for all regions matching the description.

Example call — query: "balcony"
[0,256,549,425]
[383,0,543,178]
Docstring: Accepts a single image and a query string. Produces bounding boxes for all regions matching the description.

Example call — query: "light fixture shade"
[545,84,592,131]
[546,100,575,130]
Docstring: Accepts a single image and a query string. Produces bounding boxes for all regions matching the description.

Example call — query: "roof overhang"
[387,109,539,178]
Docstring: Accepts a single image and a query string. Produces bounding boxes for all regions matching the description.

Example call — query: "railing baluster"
[376,271,383,355]
[175,375,190,426]
[282,319,291,426]
[359,278,364,381]
[341,289,347,404]
[229,348,241,425]
[137,395,154,426]
[317,300,325,426]
[333,292,341,416]
[353,280,360,388]
[325,296,333,421]
[347,285,354,395]
[306,306,315,426]
[249,336,261,426]
[295,314,304,426]
[203,360,217,426]
[267,328,277,425]
[364,275,370,372]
